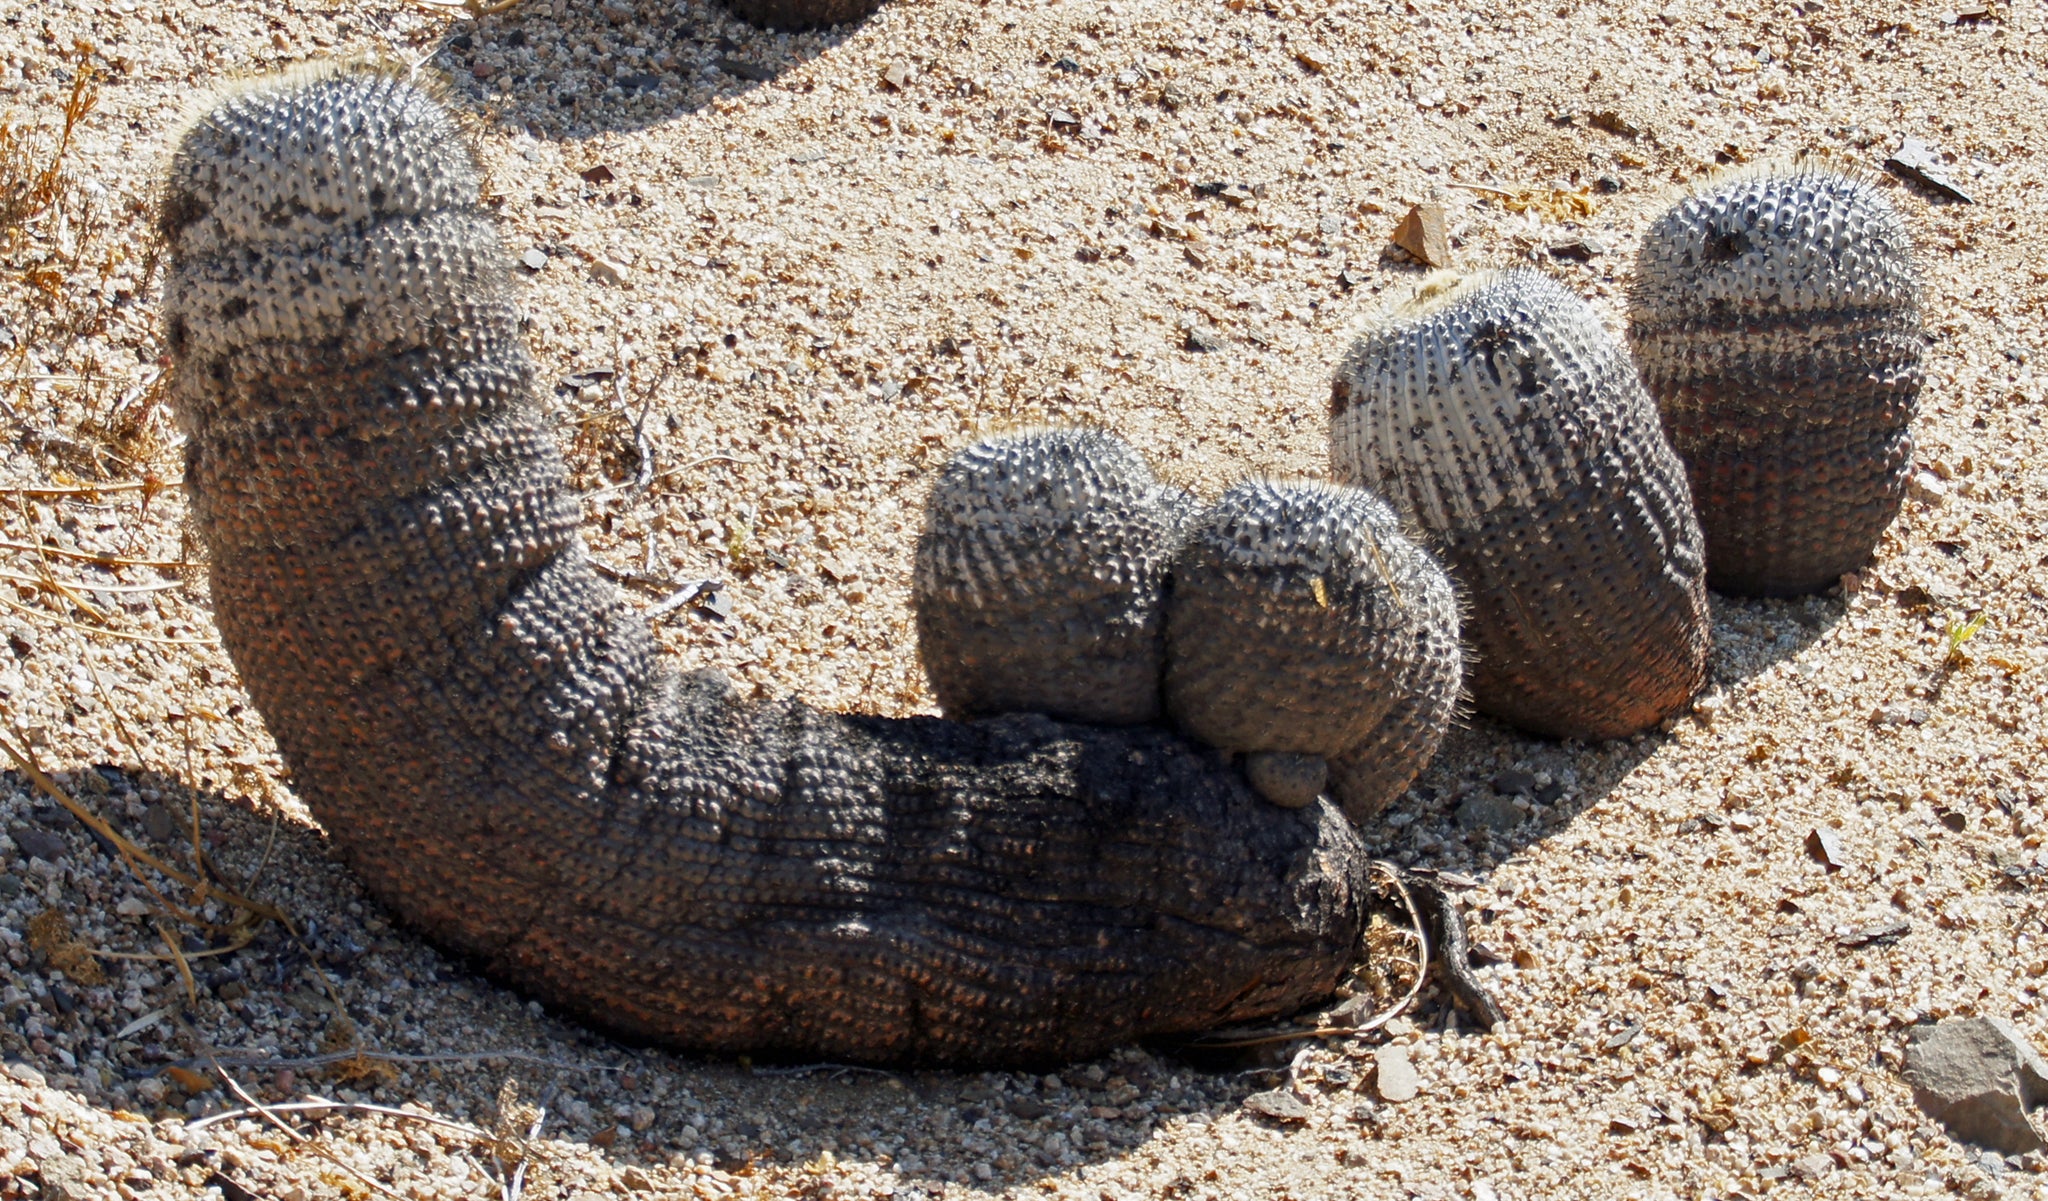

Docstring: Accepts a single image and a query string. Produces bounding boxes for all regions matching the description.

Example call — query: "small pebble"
[11,828,66,862]
[1374,1045,1420,1103]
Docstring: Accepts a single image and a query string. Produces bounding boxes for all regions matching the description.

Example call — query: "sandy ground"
[0,0,2044,1196]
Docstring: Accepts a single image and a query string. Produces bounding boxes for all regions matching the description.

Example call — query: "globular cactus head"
[913,428,1194,726]
[160,62,478,258]
[1330,268,1710,741]
[162,62,573,685]
[1332,270,1623,532]
[1628,157,1924,597]
[1163,479,1461,819]
[159,63,523,451]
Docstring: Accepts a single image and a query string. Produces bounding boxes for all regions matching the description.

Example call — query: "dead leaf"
[164,1065,214,1094]
[25,909,105,985]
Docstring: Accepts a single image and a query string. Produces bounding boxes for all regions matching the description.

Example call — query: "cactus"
[912,429,1192,726]
[160,64,1371,1067]
[1162,480,1462,821]
[1329,269,1710,741]
[1628,158,1925,597]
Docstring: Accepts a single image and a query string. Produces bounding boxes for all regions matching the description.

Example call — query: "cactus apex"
[1163,477,1461,820]
[913,427,1193,726]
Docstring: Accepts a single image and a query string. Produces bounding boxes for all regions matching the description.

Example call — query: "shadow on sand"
[1,587,1850,1196]
[1334,584,1851,1007]
[0,758,1340,1197]
[429,0,879,141]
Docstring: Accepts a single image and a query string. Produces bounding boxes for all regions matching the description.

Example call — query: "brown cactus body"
[1329,270,1710,741]
[159,64,1369,1067]
[1628,159,1924,597]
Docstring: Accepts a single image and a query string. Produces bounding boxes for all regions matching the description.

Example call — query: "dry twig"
[205,1056,410,1201]
[405,0,523,15]
[0,568,184,593]
[0,728,287,925]
[1184,861,1433,1048]
[186,1096,496,1142]
[0,592,215,645]
[187,1048,625,1075]
[0,479,172,498]
[0,539,195,570]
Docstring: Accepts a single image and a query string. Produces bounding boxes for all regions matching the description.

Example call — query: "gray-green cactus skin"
[159,64,1371,1067]
[913,429,1193,726]
[1329,269,1711,741]
[1162,480,1462,823]
[1628,160,1924,597]
[914,446,1462,819]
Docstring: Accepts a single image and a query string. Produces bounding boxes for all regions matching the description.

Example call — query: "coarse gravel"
[0,0,2044,1198]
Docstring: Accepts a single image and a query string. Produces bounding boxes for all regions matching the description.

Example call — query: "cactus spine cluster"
[913,438,1463,820]
[1628,158,1925,597]
[1329,269,1711,741]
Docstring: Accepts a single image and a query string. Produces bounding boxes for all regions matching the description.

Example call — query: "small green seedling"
[1944,611,1988,670]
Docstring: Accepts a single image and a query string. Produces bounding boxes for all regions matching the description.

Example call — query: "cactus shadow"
[0,764,409,1104]
[430,0,872,141]
[1352,588,1847,906]
[1357,714,1663,879]
[1699,587,1851,692]
[0,761,1378,1193]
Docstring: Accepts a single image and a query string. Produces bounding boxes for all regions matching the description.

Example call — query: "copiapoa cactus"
[159,63,1372,1067]
[1163,479,1461,820]
[1628,158,1924,597]
[912,428,1193,727]
[1329,269,1711,741]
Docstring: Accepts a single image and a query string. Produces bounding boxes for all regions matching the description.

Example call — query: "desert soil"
[0,0,2044,1197]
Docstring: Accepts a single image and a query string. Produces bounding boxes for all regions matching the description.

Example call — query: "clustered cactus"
[157,58,1926,1065]
[917,446,1461,821]
[160,64,1380,1067]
